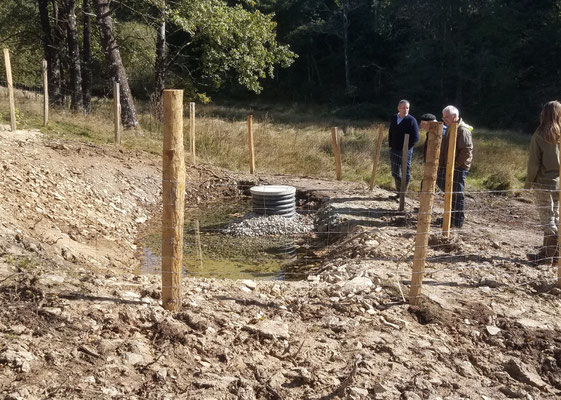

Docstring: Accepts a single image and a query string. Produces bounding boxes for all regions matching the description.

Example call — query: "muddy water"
[138,200,303,280]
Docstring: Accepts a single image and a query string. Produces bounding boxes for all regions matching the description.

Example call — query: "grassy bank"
[0,91,530,192]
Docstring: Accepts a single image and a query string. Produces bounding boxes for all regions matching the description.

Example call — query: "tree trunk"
[153,8,166,121]
[93,0,138,128]
[39,0,63,105]
[82,0,92,113]
[62,0,84,111]
[341,8,352,94]
[52,0,68,106]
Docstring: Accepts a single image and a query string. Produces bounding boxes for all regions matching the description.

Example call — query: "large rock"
[504,359,547,389]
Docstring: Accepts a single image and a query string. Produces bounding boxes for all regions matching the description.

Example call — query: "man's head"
[442,105,459,126]
[420,113,437,131]
[397,100,410,118]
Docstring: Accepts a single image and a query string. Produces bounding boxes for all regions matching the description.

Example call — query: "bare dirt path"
[0,125,560,400]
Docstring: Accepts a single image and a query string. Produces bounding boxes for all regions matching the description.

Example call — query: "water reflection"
[138,201,309,280]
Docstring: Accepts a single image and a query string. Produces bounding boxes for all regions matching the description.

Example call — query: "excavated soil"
[0,125,560,399]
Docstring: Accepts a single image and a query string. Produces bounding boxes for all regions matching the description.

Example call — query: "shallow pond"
[138,200,309,280]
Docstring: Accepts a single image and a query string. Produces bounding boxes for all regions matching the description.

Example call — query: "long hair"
[536,101,561,144]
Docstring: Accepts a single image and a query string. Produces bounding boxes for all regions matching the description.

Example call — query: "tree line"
[1,0,560,130]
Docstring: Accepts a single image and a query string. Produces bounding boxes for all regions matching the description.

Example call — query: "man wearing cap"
[436,105,473,228]
[388,99,420,195]
[419,113,437,162]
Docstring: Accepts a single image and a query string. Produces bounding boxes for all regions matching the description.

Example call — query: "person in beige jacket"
[525,100,561,264]
[436,105,473,228]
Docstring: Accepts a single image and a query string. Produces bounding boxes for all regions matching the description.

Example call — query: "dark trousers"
[437,168,469,228]
[390,148,413,183]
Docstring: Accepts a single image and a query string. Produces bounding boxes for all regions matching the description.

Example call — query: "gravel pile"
[222,213,315,237]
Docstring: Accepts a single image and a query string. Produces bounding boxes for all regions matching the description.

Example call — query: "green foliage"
[115,21,157,94]
[169,0,296,93]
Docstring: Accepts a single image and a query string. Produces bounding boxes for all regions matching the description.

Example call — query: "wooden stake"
[189,102,196,164]
[3,49,16,132]
[331,127,342,180]
[162,89,185,311]
[113,82,121,144]
[194,219,204,270]
[248,114,255,174]
[399,134,410,211]
[410,122,444,305]
[369,124,384,190]
[558,134,561,288]
[42,60,48,126]
[442,123,458,237]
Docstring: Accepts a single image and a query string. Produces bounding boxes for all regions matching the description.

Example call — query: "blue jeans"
[390,148,413,183]
[437,168,469,228]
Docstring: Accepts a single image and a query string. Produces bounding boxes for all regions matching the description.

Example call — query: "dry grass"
[0,90,531,191]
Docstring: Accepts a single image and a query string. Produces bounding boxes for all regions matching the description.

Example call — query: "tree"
[93,0,139,128]
[82,0,93,113]
[61,0,84,111]
[166,0,296,94]
[37,0,63,104]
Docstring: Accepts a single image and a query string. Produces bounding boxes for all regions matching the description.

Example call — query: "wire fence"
[0,71,559,311]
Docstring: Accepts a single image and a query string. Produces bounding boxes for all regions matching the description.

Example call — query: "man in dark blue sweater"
[388,99,420,194]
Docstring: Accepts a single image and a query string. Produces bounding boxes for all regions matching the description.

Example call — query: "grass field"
[0,90,531,192]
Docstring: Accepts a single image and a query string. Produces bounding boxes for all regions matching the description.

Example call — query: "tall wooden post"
[3,49,16,132]
[410,122,443,305]
[162,89,185,311]
[189,102,196,164]
[248,114,255,174]
[42,60,48,126]
[113,82,121,144]
[558,134,561,288]
[369,124,384,190]
[399,134,410,211]
[194,219,204,270]
[442,123,458,237]
[331,127,342,180]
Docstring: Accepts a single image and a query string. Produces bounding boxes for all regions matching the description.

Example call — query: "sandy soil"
[0,124,560,400]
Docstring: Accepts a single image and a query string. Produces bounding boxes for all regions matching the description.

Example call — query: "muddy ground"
[0,125,560,400]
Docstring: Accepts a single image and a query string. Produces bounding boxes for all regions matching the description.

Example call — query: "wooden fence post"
[369,124,384,190]
[331,127,342,180]
[190,102,196,164]
[3,48,16,132]
[194,219,204,270]
[42,60,48,126]
[558,134,561,288]
[113,82,121,144]
[442,123,458,237]
[248,114,255,174]
[410,122,444,305]
[399,134,410,211]
[162,89,186,311]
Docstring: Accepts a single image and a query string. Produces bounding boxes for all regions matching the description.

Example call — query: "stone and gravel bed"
[222,213,315,237]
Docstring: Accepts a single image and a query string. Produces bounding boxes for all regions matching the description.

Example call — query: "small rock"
[156,368,167,381]
[245,320,290,339]
[123,352,144,365]
[373,383,389,393]
[486,326,501,336]
[240,279,256,290]
[341,277,373,294]
[349,387,369,397]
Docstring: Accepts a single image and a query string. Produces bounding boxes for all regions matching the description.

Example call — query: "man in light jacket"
[437,105,473,228]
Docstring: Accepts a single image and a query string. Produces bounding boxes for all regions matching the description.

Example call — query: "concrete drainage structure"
[250,185,296,217]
